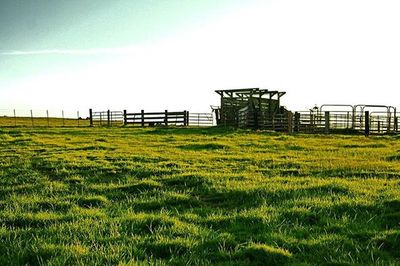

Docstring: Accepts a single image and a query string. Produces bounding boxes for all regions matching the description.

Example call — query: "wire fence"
[0,109,215,128]
[0,109,90,127]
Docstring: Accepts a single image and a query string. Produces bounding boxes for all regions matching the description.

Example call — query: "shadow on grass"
[312,168,400,179]
[144,126,240,136]
[178,143,229,151]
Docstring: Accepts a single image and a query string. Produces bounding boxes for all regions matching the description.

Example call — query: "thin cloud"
[0,48,138,56]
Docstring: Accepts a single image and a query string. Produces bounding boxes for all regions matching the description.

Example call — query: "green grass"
[0,126,399,265]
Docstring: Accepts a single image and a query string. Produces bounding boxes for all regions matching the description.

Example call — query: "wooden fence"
[124,110,189,126]
[89,109,215,127]
[295,111,399,135]
[91,110,124,126]
[237,107,399,135]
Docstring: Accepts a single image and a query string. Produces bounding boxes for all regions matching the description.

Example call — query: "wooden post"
[310,113,314,132]
[378,121,381,133]
[46,110,49,127]
[13,109,16,127]
[183,110,187,126]
[62,110,65,127]
[325,111,330,134]
[272,115,275,131]
[141,110,145,127]
[107,110,111,127]
[365,111,370,136]
[77,111,80,127]
[287,112,293,133]
[165,110,168,126]
[123,110,127,126]
[294,112,300,132]
[395,116,398,133]
[89,109,93,127]
[186,111,189,126]
[30,110,34,127]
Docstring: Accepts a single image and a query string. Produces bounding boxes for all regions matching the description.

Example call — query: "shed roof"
[215,88,286,99]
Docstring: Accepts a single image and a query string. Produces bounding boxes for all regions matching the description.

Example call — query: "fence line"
[295,111,399,135]
[88,109,215,127]
[124,110,188,127]
[0,109,89,127]
[1,107,398,134]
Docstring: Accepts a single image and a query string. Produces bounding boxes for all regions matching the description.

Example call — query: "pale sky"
[1,0,399,114]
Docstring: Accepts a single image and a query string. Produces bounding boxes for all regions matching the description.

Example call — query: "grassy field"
[0,127,399,265]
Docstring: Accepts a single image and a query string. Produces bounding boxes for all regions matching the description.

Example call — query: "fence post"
[187,111,190,126]
[325,111,330,134]
[272,115,275,131]
[13,109,16,127]
[395,116,398,133]
[183,110,187,126]
[365,111,370,136]
[107,110,111,127]
[310,113,314,132]
[46,110,49,127]
[141,110,145,127]
[198,113,200,127]
[165,110,168,126]
[287,112,293,133]
[77,111,80,127]
[123,110,127,126]
[294,112,300,132]
[62,110,65,127]
[30,110,34,127]
[89,109,93,127]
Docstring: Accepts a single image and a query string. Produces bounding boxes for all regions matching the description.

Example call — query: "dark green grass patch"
[386,153,400,161]
[179,143,230,151]
[237,243,292,266]
[75,195,110,208]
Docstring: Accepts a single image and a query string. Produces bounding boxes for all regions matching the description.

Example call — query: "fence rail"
[295,111,399,135]
[124,110,188,126]
[189,113,214,127]
[88,109,215,127]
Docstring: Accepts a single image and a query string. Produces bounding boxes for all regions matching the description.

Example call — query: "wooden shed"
[215,88,290,130]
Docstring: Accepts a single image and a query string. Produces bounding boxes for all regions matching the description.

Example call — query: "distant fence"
[0,109,89,127]
[295,110,398,135]
[237,108,399,135]
[125,110,188,126]
[89,109,214,127]
[91,110,124,126]
[1,107,398,135]
[189,113,214,127]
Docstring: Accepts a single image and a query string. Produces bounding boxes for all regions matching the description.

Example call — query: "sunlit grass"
[0,127,399,265]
